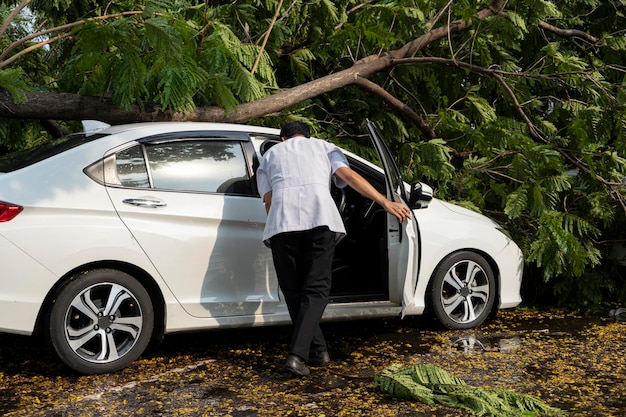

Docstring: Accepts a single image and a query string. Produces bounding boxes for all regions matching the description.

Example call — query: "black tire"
[429,251,496,329]
[48,269,154,374]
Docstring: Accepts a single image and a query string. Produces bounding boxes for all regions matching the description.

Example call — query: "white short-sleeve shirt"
[256,136,349,245]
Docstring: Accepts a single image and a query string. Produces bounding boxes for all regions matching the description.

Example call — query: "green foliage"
[199,20,276,109]
[375,363,564,416]
[400,139,455,184]
[30,0,113,23]
[0,118,52,153]
[0,68,28,103]
[528,211,601,278]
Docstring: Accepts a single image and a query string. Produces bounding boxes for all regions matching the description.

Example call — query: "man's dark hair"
[280,121,311,139]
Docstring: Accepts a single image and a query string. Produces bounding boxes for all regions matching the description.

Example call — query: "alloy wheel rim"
[63,282,143,363]
[440,260,490,324]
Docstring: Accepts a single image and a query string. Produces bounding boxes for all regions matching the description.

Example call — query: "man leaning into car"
[256,121,411,377]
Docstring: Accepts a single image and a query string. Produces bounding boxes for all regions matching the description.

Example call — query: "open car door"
[365,120,421,316]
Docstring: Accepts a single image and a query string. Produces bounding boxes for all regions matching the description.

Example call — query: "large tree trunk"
[0,62,387,124]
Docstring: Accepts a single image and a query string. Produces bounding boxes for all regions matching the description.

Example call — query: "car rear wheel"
[429,251,496,329]
[48,269,154,374]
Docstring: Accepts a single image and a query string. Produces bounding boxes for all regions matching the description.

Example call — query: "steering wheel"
[331,184,347,213]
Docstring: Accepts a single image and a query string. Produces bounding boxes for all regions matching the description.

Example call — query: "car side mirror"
[408,182,432,209]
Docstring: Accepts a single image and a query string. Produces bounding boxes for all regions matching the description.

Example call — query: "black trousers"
[270,226,336,360]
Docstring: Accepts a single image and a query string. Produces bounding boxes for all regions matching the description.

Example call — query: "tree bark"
[0,61,390,125]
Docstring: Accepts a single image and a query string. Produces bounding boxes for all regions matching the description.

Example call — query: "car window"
[116,145,150,188]
[114,140,253,195]
[0,133,108,173]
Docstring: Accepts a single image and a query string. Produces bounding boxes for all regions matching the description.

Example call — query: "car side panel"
[0,158,184,334]
[0,154,159,279]
[106,188,279,318]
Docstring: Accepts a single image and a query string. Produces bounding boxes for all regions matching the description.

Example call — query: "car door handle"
[122,198,167,208]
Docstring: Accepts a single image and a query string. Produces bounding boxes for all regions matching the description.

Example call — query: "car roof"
[96,121,379,170]
[100,119,380,162]
[97,122,281,137]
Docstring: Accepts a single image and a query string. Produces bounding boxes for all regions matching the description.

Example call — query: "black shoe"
[284,354,310,377]
[307,351,330,367]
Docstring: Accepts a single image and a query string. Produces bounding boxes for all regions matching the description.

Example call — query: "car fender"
[407,198,520,315]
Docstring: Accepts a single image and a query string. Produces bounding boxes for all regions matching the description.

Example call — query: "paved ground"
[0,308,624,416]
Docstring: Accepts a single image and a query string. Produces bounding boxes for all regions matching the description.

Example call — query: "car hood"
[432,199,499,226]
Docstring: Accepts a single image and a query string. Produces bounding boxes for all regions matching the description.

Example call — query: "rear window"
[0,132,108,173]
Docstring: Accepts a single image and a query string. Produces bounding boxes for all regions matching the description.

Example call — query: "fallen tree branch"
[353,77,436,139]
[538,21,605,46]
[1,33,71,69]
[0,0,31,39]
[251,0,283,75]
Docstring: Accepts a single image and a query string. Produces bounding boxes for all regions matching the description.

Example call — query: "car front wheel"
[48,269,154,374]
[429,251,496,329]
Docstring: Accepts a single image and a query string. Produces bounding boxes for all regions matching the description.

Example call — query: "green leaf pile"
[375,363,565,417]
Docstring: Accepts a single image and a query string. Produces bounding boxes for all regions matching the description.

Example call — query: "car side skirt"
[163,301,403,333]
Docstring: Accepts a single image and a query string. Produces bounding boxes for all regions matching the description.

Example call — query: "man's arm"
[334,167,411,222]
[263,191,272,214]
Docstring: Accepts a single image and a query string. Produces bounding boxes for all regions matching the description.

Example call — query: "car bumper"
[494,238,524,309]
[0,234,58,335]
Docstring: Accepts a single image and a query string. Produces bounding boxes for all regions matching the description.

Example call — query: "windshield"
[0,132,108,173]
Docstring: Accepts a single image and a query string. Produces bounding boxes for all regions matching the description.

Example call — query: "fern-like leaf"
[375,364,564,417]
[0,68,29,103]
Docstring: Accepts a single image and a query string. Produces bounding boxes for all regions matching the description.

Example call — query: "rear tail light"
[0,201,23,222]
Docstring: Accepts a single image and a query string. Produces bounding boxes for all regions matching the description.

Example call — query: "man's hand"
[380,199,412,223]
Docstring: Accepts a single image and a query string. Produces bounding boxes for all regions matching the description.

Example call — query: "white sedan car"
[0,120,523,374]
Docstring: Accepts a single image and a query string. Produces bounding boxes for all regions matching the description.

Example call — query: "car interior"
[258,138,390,303]
[331,156,390,302]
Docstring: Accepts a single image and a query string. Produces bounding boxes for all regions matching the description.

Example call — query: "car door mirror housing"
[408,182,432,209]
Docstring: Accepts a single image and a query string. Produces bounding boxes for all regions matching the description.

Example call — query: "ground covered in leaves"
[0,308,624,416]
